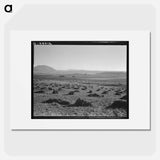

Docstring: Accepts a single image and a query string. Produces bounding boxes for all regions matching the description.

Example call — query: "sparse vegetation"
[87,90,92,93]
[120,95,127,100]
[101,91,108,94]
[67,91,75,95]
[107,100,127,110]
[88,93,101,97]
[35,90,45,93]
[43,98,70,105]
[70,98,92,107]
[33,73,128,118]
[52,89,58,94]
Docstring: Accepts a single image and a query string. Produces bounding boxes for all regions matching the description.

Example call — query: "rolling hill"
[34,65,126,79]
[34,65,56,74]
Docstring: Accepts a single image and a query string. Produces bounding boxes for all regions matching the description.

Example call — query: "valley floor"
[33,74,128,119]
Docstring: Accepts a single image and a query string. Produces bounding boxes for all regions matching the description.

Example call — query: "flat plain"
[33,71,128,119]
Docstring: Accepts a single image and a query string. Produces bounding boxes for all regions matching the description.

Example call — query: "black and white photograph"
[32,41,129,119]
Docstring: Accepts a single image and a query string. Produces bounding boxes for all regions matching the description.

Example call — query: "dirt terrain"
[33,73,128,119]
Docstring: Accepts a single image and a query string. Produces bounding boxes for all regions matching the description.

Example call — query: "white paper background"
[2,2,158,159]
[10,31,150,130]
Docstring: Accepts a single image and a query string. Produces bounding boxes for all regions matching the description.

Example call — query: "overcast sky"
[34,45,126,71]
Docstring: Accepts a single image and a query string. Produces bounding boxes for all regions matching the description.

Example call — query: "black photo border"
[31,41,129,119]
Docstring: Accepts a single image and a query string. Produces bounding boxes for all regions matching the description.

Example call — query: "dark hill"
[34,65,56,74]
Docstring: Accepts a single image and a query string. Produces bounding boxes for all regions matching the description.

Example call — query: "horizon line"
[34,65,126,72]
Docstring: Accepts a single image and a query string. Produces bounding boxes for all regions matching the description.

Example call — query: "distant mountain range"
[34,65,56,74]
[34,65,126,77]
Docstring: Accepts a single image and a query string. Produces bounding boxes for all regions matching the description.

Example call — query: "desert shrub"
[107,100,127,110]
[67,91,75,95]
[70,98,92,107]
[52,89,58,94]
[73,86,79,89]
[48,87,53,90]
[81,87,87,90]
[115,91,121,95]
[43,98,70,105]
[34,90,45,93]
[120,95,127,100]
[102,91,108,94]
[87,90,92,93]
[88,93,100,97]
